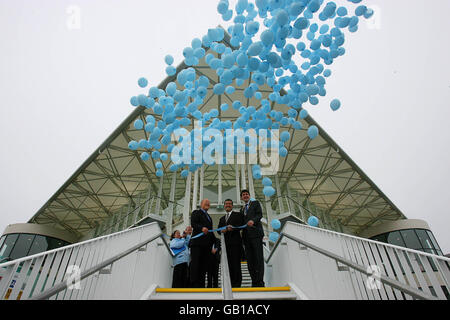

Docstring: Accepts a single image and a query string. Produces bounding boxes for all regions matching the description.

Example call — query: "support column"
[166,173,177,236]
[286,184,298,219]
[247,164,255,199]
[199,166,204,203]
[126,198,134,229]
[155,175,164,216]
[134,194,141,225]
[297,193,306,222]
[192,169,199,210]
[275,175,284,214]
[183,172,192,228]
[240,164,247,191]
[218,165,223,206]
[265,195,273,233]
[235,165,240,205]
[143,184,152,217]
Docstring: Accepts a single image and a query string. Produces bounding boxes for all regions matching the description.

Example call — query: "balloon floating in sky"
[128,0,375,189]
[330,99,341,111]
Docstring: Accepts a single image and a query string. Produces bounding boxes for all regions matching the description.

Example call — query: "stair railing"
[265,221,450,300]
[0,222,173,300]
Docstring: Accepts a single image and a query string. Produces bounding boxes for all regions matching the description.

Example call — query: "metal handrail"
[30,232,172,300]
[266,231,438,300]
[220,233,233,300]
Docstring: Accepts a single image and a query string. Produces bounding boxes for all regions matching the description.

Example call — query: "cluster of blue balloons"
[128,0,374,196]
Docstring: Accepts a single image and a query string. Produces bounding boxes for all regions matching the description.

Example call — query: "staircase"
[148,261,301,300]
[217,261,251,288]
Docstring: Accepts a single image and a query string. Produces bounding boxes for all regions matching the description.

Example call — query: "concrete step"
[149,287,298,300]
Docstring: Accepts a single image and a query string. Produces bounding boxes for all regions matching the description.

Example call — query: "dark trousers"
[226,244,242,287]
[190,246,211,288]
[243,237,265,287]
[207,254,219,288]
[172,262,189,288]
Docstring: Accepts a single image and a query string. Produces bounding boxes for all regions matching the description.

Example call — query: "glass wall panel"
[9,234,35,261]
[27,235,50,256]
[415,229,434,252]
[0,234,19,262]
[426,231,443,254]
[0,235,6,253]
[0,233,71,261]
[400,230,421,251]
[387,231,406,247]
[46,237,69,251]
[370,229,443,257]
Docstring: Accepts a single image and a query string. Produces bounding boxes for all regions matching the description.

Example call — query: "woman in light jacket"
[170,226,192,288]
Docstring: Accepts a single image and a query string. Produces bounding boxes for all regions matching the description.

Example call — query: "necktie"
[244,203,249,216]
[202,209,211,223]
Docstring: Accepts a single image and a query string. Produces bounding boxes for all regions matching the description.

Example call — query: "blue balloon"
[308,216,319,227]
[213,83,226,95]
[128,141,138,151]
[140,152,150,161]
[262,177,272,187]
[280,131,290,142]
[138,77,148,88]
[165,55,174,65]
[130,96,139,107]
[269,232,279,243]
[166,66,176,76]
[160,153,168,161]
[271,219,281,230]
[330,99,341,111]
[308,125,319,139]
[181,169,189,178]
[134,119,144,130]
[263,186,275,197]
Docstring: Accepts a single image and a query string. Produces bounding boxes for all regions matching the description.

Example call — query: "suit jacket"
[211,236,221,263]
[217,211,245,246]
[190,209,216,247]
[240,200,264,240]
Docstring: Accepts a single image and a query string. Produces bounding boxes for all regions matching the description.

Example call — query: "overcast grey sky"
[0,0,449,253]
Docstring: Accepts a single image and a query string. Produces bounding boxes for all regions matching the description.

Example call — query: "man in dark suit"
[190,199,216,288]
[217,199,245,288]
[240,189,265,287]
[207,236,221,288]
